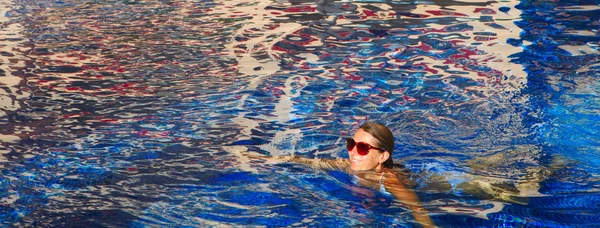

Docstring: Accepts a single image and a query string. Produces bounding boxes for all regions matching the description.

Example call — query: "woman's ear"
[380,151,390,164]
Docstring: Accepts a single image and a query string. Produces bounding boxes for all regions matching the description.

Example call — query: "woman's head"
[347,122,394,171]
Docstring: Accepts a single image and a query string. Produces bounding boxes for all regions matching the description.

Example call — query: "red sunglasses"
[346,138,384,156]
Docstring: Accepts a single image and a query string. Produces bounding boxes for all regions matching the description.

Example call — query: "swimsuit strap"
[378,171,389,195]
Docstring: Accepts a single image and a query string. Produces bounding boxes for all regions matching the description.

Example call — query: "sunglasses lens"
[356,142,369,156]
[346,138,355,151]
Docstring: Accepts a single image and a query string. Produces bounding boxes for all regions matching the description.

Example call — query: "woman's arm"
[273,155,348,170]
[382,171,436,228]
[239,151,348,170]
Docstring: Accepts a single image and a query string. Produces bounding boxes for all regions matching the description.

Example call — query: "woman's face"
[348,129,388,171]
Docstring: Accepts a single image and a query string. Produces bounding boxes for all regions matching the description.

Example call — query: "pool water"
[0,0,598,227]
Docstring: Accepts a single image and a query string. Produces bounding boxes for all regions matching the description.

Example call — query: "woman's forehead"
[353,129,378,144]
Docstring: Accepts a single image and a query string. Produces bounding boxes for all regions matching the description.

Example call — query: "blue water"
[0,0,598,227]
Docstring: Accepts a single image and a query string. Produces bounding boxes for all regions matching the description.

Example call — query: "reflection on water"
[0,0,598,227]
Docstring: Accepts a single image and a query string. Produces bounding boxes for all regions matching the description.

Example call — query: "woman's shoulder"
[383,165,416,186]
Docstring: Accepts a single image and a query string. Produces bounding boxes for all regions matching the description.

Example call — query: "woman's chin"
[350,160,361,169]
[350,164,368,171]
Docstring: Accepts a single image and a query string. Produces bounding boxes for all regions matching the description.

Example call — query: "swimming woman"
[240,122,436,227]
[342,121,435,227]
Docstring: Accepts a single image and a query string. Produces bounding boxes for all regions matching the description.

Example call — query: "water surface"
[0,0,598,227]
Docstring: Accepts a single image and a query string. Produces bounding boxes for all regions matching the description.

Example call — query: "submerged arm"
[271,155,347,170]
[239,151,347,170]
[382,172,435,228]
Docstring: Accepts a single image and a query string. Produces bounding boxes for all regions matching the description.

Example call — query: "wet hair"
[358,122,394,168]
